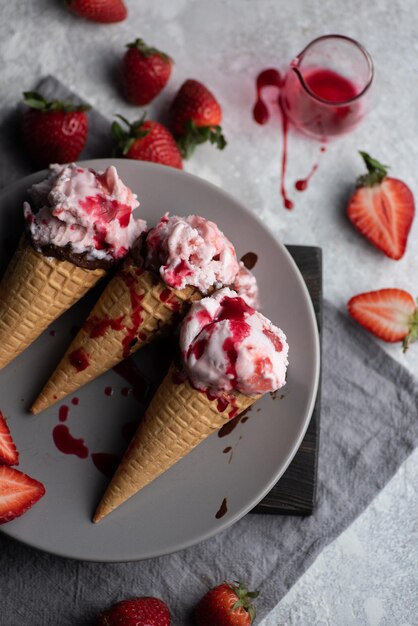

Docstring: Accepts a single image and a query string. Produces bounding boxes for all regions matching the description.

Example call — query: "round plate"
[0,159,320,562]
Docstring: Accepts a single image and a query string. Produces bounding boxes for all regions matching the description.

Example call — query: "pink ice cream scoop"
[24,163,146,264]
[145,213,240,293]
[232,261,259,309]
[180,287,289,395]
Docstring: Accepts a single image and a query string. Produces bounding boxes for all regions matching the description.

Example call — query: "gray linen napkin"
[0,77,417,626]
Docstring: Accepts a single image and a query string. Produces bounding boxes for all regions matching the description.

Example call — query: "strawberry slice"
[347,152,415,260]
[0,466,45,524]
[348,289,418,352]
[0,411,19,466]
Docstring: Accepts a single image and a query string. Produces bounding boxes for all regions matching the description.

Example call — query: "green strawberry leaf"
[126,38,172,64]
[176,120,227,159]
[112,114,151,156]
[357,151,390,187]
[22,91,90,113]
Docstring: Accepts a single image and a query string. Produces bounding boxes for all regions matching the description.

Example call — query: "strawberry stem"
[22,91,90,113]
[126,38,171,63]
[403,300,418,353]
[176,120,227,158]
[111,114,150,156]
[357,151,389,187]
[228,581,259,624]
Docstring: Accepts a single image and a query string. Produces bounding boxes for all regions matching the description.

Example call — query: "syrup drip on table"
[253,68,324,209]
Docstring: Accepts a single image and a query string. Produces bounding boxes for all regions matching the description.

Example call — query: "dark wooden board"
[253,245,322,516]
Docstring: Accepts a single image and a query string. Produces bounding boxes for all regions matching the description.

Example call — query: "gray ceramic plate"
[0,159,320,562]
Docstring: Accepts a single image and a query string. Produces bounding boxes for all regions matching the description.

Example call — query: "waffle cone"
[31,261,201,414]
[93,363,259,522]
[0,238,105,371]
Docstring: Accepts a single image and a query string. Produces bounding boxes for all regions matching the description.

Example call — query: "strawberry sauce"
[160,288,181,312]
[253,68,283,124]
[79,195,131,228]
[59,405,69,422]
[68,348,90,372]
[84,315,125,339]
[164,259,193,289]
[253,68,326,209]
[52,424,89,458]
[120,270,145,358]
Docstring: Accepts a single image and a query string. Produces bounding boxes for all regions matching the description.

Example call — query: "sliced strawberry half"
[0,466,45,524]
[347,152,415,260]
[0,411,19,466]
[348,288,418,352]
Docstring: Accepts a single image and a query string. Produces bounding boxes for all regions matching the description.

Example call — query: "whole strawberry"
[122,38,173,105]
[96,597,170,626]
[112,114,183,169]
[348,288,418,352]
[65,0,127,23]
[347,151,415,260]
[194,581,259,626]
[22,92,90,168]
[170,79,227,158]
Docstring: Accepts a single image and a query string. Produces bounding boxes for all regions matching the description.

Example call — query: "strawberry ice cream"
[24,163,146,268]
[180,287,288,395]
[232,261,259,309]
[144,213,240,293]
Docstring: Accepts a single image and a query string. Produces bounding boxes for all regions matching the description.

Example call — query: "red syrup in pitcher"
[283,66,360,138]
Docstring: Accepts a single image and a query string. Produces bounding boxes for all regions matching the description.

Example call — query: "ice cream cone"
[0,237,105,370]
[30,261,201,414]
[93,363,259,522]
